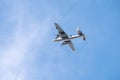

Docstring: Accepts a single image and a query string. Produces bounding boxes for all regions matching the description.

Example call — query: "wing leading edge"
[54,23,68,39]
[54,23,65,34]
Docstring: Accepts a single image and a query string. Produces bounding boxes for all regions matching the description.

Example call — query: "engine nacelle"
[61,41,70,46]
[56,34,60,38]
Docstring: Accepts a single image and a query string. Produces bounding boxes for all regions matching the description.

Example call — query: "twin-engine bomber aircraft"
[52,23,86,51]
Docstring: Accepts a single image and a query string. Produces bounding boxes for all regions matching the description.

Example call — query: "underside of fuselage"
[52,35,80,42]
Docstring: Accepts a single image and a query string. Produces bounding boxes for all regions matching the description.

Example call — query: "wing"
[68,41,75,51]
[64,40,75,51]
[54,23,65,34]
[54,23,68,39]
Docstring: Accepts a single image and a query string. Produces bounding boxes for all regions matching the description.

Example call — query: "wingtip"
[73,50,75,51]
[72,48,75,51]
[54,22,58,25]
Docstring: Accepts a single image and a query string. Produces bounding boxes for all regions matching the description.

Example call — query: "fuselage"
[52,35,80,42]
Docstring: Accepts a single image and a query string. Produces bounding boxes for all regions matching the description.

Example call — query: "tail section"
[76,27,86,41]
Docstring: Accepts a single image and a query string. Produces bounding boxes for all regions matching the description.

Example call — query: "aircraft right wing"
[54,23,68,39]
[54,23,65,34]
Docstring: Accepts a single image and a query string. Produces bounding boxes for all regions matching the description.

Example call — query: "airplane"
[52,23,86,51]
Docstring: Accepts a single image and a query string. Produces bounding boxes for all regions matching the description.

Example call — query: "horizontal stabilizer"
[76,27,86,40]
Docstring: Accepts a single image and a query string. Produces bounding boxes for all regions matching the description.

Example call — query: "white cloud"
[0,0,54,80]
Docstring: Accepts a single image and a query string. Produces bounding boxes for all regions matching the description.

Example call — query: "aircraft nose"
[52,39,56,42]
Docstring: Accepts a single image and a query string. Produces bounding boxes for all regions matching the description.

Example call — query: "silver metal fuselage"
[52,35,80,42]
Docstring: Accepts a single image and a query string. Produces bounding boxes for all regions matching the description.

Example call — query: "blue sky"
[0,0,120,80]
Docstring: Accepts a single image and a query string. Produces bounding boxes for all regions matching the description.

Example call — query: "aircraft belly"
[55,38,72,42]
[53,35,80,42]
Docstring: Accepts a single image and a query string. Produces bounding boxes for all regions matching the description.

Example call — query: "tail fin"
[76,27,86,41]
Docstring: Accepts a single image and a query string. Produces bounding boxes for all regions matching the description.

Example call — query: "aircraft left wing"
[64,40,75,51]
[68,41,75,51]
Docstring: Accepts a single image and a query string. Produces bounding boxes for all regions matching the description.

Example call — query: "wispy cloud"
[0,0,83,80]
[0,0,55,80]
